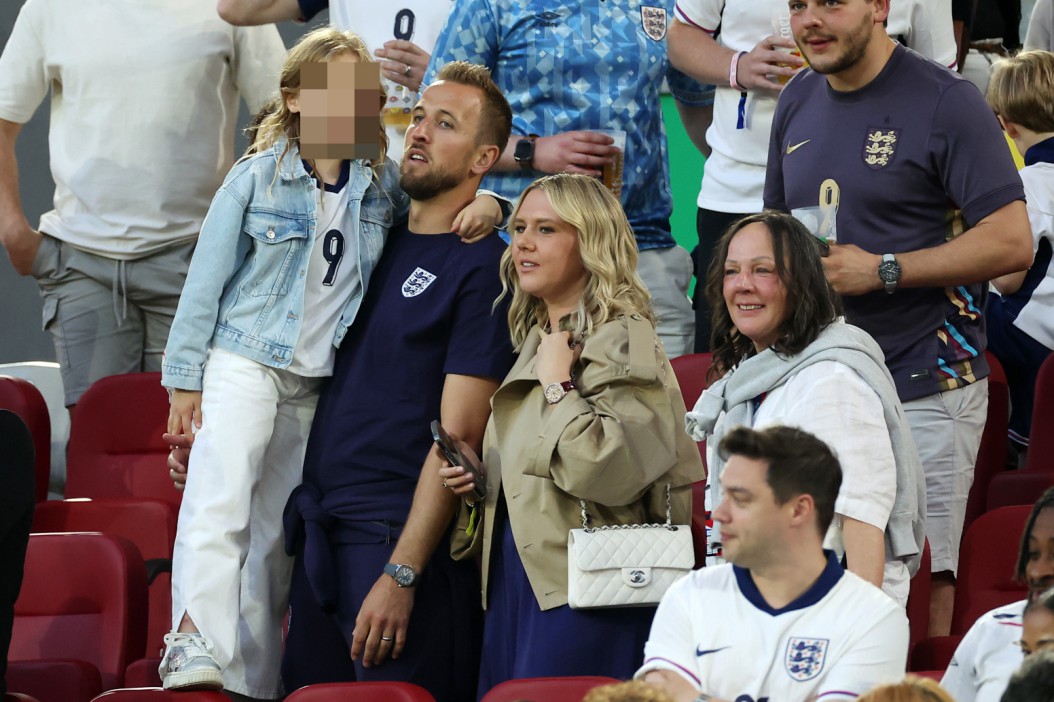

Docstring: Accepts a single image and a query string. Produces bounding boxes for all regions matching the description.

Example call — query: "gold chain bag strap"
[566,484,694,609]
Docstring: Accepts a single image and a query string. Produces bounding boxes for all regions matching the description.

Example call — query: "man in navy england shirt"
[277,62,515,700]
[764,0,1032,637]
[168,62,514,701]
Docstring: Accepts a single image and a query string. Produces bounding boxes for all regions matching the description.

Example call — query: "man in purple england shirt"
[764,0,1031,636]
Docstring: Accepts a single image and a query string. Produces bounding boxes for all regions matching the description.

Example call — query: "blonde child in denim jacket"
[158,27,502,699]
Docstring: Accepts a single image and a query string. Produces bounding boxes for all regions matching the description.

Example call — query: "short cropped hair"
[1002,648,1054,702]
[987,51,1054,133]
[435,61,513,154]
[718,425,842,536]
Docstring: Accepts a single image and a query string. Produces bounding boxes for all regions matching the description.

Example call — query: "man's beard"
[399,166,463,201]
[802,11,873,77]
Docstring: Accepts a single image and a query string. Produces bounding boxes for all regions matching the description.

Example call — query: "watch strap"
[515,134,539,171]
[544,379,577,404]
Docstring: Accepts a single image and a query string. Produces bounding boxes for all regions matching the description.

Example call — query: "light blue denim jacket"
[162,139,408,391]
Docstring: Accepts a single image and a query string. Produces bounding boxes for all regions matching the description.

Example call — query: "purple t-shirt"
[765,44,1025,402]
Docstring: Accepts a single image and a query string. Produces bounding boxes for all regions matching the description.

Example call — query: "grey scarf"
[685,321,926,574]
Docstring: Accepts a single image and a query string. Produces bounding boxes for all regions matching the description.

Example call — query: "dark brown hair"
[705,211,842,381]
[718,425,843,537]
[1016,487,1054,582]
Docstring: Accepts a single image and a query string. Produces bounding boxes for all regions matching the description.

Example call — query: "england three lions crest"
[785,637,829,682]
[641,6,667,41]
[401,267,437,298]
[863,127,899,169]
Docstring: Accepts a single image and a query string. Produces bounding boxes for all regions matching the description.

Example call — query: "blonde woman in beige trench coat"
[439,174,705,698]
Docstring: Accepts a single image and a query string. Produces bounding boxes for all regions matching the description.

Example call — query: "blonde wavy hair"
[246,27,388,173]
[580,681,675,702]
[856,676,956,702]
[499,173,654,350]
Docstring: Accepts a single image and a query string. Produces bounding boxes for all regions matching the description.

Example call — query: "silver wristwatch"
[383,562,417,587]
[543,379,576,404]
[878,253,901,294]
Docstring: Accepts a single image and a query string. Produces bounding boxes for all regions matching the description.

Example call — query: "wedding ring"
[404,64,412,76]
[381,636,393,642]
[442,480,448,488]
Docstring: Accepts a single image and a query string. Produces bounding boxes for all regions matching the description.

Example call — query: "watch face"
[544,383,565,404]
[878,260,900,283]
[514,138,534,163]
[394,564,416,587]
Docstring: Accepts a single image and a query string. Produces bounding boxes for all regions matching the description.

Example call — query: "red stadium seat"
[0,375,52,503]
[481,676,621,702]
[1026,353,1054,471]
[33,499,177,657]
[121,660,162,689]
[987,470,1054,511]
[963,353,1010,533]
[909,634,963,673]
[911,670,945,682]
[670,353,713,410]
[672,353,713,569]
[950,506,1030,635]
[284,682,437,701]
[5,659,102,702]
[91,690,227,701]
[11,533,148,693]
[6,693,43,702]
[65,373,178,510]
[671,353,713,468]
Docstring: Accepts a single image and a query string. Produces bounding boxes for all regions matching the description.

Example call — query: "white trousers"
[171,348,321,699]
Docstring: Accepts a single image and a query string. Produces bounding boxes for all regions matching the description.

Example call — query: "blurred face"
[1027,508,1054,601]
[723,222,789,352]
[1022,607,1054,657]
[286,53,382,160]
[400,81,485,200]
[789,0,884,83]
[712,455,787,569]
[510,189,587,316]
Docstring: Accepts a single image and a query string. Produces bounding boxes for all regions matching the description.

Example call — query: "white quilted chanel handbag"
[567,485,693,609]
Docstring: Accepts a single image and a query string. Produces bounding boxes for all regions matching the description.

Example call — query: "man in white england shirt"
[638,425,908,702]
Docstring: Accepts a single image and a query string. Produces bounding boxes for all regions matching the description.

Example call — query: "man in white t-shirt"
[0,0,284,407]
[942,488,1054,702]
[217,0,453,148]
[638,425,908,702]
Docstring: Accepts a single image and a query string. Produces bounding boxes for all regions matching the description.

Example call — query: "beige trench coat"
[452,314,705,611]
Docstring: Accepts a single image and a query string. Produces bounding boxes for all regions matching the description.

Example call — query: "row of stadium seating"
[3,351,1052,699]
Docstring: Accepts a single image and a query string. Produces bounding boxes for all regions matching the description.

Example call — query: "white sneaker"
[159,632,224,691]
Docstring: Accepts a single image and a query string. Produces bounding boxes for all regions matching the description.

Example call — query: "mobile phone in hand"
[430,420,487,501]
